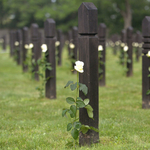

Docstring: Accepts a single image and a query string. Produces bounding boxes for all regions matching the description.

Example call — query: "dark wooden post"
[38,31,42,58]
[12,31,16,57]
[126,27,133,77]
[135,31,142,62]
[15,29,22,65]
[9,31,13,57]
[112,34,119,55]
[78,2,99,146]
[142,16,150,108]
[2,35,6,51]
[121,29,126,65]
[98,23,106,86]
[71,26,78,71]
[68,30,72,56]
[57,29,63,66]
[44,18,56,99]
[31,23,41,81]
[22,27,29,72]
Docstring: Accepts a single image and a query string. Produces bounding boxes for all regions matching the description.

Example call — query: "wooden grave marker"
[30,23,41,81]
[44,18,56,99]
[126,26,133,77]
[142,16,150,108]
[121,29,126,65]
[22,27,29,72]
[15,29,22,65]
[72,26,78,71]
[57,29,63,66]
[78,2,99,146]
[98,23,106,86]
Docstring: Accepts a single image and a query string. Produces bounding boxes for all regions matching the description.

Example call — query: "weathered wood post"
[22,27,29,72]
[71,26,78,71]
[31,23,40,81]
[15,29,22,65]
[57,29,63,66]
[98,23,106,86]
[121,29,126,65]
[38,31,42,58]
[9,31,13,57]
[135,31,141,62]
[68,30,72,56]
[112,34,119,55]
[12,31,16,57]
[2,35,6,51]
[126,26,133,77]
[142,16,150,108]
[78,2,99,146]
[44,18,56,99]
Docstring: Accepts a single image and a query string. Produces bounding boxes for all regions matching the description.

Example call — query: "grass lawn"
[0,46,150,150]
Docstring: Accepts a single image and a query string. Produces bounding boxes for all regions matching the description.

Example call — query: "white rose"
[98,45,103,51]
[74,61,84,73]
[41,44,47,52]
[147,51,150,57]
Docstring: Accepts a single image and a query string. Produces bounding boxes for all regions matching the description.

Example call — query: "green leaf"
[80,125,90,134]
[70,105,76,117]
[76,100,85,108]
[66,97,75,104]
[67,123,72,131]
[84,99,90,105]
[47,66,52,70]
[65,141,73,148]
[148,74,150,77]
[79,83,88,95]
[90,126,99,132]
[146,90,150,95]
[74,122,82,129]
[64,81,73,88]
[62,109,69,117]
[37,59,41,65]
[68,110,75,118]
[77,97,83,100]
[70,82,77,91]
[127,59,131,63]
[85,105,93,119]
[71,128,79,140]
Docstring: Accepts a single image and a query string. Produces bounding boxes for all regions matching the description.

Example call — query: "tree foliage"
[0,0,150,35]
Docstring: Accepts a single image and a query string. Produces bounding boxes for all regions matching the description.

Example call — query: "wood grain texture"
[78,2,99,146]
[142,16,150,108]
[22,27,29,72]
[44,19,56,99]
[126,26,133,77]
[98,23,106,86]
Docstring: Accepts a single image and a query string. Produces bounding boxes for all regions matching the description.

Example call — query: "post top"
[127,26,133,38]
[82,2,97,10]
[78,2,98,35]
[73,26,78,31]
[30,23,39,37]
[99,23,106,28]
[98,23,106,37]
[142,16,150,37]
[23,27,28,31]
[121,29,126,34]
[44,18,56,37]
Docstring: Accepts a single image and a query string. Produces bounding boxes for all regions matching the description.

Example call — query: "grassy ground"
[0,46,150,150]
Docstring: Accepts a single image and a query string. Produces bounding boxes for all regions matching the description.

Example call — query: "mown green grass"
[0,47,150,150]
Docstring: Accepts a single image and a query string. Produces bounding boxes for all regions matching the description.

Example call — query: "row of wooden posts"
[1,2,150,146]
[108,20,150,109]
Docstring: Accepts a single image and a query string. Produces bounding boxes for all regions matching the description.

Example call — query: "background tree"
[0,0,150,35]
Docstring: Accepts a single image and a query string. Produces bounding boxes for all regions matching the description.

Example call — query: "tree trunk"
[120,0,132,29]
